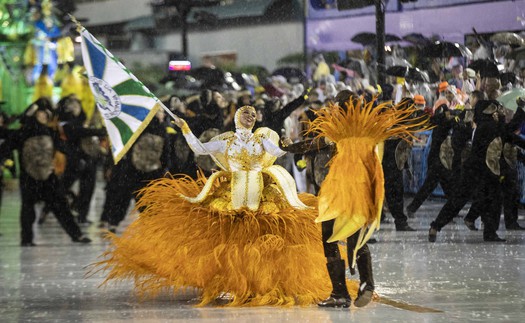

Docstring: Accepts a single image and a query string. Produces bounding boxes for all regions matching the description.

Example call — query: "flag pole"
[68,14,84,33]
[158,102,181,124]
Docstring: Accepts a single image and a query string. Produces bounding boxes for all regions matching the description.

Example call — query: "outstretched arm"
[172,117,225,155]
[280,137,329,154]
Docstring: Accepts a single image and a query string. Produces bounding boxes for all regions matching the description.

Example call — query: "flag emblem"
[89,76,121,119]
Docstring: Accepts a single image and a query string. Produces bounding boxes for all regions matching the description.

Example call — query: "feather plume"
[308,98,429,252]
[89,174,360,306]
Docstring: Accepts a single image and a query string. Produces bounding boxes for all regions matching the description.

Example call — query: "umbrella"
[271,67,307,84]
[490,32,525,47]
[402,33,432,45]
[406,67,430,83]
[188,66,226,89]
[500,72,518,86]
[497,88,525,112]
[385,34,402,43]
[421,41,472,58]
[386,65,409,77]
[468,59,500,78]
[351,32,401,46]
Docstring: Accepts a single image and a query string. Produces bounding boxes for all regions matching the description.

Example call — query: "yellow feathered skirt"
[93,174,362,306]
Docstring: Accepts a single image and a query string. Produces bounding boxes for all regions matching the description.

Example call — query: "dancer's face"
[239,108,256,129]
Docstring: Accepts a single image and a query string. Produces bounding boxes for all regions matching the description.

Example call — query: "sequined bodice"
[181,125,309,211]
[226,134,266,171]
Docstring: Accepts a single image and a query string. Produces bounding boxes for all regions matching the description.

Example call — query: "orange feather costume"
[308,99,429,266]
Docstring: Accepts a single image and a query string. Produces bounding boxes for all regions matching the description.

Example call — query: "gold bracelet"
[181,120,191,135]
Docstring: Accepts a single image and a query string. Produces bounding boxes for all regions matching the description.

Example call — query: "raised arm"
[174,118,225,155]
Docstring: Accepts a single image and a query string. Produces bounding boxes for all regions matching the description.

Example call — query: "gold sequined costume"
[94,106,353,306]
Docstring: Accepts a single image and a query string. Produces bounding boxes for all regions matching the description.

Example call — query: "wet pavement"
[0,176,524,322]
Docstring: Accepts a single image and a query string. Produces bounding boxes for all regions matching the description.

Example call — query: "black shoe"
[506,223,525,230]
[21,242,36,247]
[354,288,374,308]
[483,235,506,242]
[367,238,378,244]
[428,227,438,242]
[464,219,478,231]
[396,224,416,231]
[72,235,92,243]
[318,296,351,308]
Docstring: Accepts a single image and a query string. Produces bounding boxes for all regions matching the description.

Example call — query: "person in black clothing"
[281,90,374,308]
[100,109,172,232]
[164,95,197,177]
[382,98,417,231]
[442,92,481,230]
[56,95,107,224]
[464,99,525,231]
[406,104,456,217]
[172,89,227,178]
[184,89,226,137]
[0,98,91,246]
[449,91,484,186]
[258,89,310,134]
[429,100,506,242]
[499,102,525,230]
[252,91,310,177]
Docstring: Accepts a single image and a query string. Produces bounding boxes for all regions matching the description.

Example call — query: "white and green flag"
[79,27,160,164]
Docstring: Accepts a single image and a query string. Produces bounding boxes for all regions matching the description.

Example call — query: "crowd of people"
[1,44,525,248]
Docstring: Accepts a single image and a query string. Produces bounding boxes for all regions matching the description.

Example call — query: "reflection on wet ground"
[0,178,524,322]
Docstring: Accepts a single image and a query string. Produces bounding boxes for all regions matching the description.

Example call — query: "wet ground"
[0,177,524,322]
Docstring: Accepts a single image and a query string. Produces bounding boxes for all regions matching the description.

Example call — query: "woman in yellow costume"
[95,105,333,306]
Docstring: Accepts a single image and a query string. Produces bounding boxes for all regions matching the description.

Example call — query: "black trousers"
[322,220,374,289]
[501,165,520,228]
[431,166,501,237]
[101,167,164,226]
[407,158,454,213]
[382,141,408,227]
[20,173,82,244]
[465,164,517,229]
[61,156,98,221]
